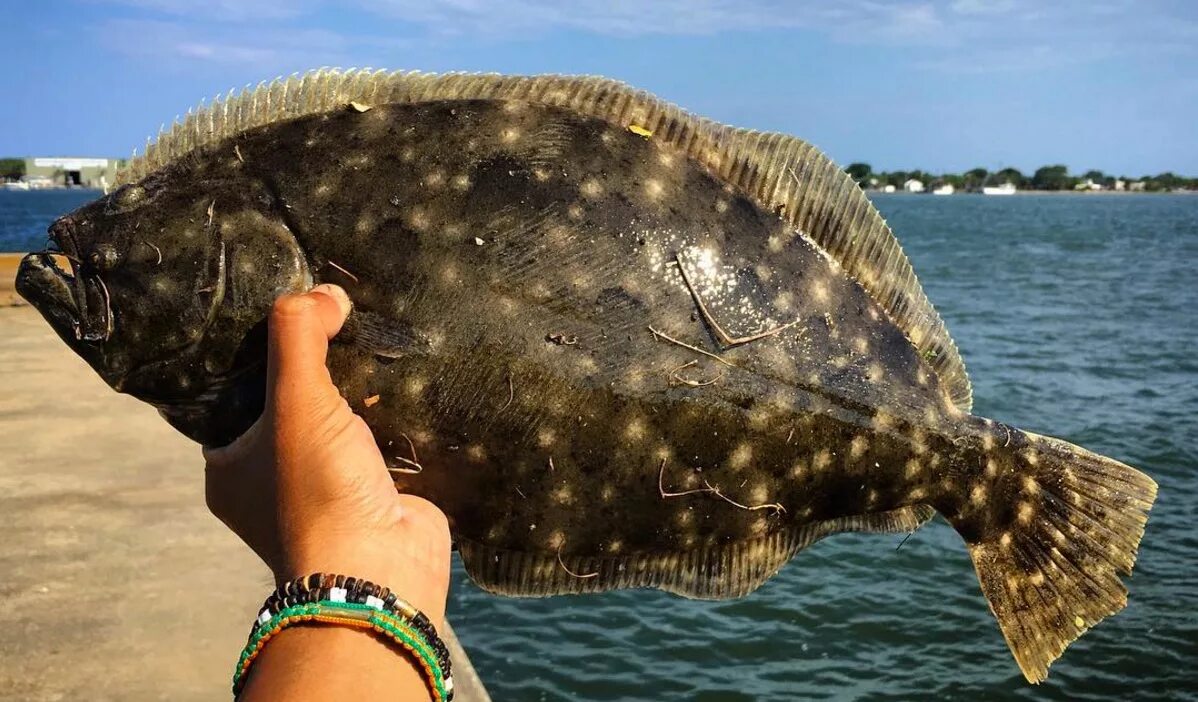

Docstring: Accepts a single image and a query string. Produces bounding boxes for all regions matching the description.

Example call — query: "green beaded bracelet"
[232,599,452,701]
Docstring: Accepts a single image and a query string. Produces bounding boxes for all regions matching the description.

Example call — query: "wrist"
[280,539,447,629]
[239,622,434,701]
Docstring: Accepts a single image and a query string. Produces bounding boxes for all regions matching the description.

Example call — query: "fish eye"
[90,244,120,271]
[105,184,149,215]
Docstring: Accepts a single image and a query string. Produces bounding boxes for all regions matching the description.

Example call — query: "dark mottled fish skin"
[14,89,1157,684]
[237,100,953,551]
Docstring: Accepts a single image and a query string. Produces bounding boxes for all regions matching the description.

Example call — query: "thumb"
[266,284,352,411]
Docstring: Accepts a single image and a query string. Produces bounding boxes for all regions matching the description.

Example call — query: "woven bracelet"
[233,573,454,700]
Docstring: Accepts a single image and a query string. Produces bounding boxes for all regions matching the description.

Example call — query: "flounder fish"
[16,69,1156,683]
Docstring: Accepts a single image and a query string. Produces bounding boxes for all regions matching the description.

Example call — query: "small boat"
[982,182,1017,195]
[2,181,30,191]
[932,183,954,195]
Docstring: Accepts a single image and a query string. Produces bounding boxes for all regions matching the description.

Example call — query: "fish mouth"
[17,220,113,357]
[17,251,84,337]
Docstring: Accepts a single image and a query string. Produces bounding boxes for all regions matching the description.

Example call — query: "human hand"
[203,285,451,628]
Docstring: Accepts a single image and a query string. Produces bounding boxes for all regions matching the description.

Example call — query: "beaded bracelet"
[233,573,454,700]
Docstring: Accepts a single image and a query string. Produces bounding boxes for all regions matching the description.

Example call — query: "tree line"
[844,163,1197,192]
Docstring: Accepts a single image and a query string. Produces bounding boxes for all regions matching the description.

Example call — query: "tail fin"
[962,430,1156,683]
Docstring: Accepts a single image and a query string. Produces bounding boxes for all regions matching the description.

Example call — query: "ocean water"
[3,192,1195,699]
[0,189,100,252]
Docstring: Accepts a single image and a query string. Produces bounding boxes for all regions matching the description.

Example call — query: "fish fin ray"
[339,308,429,359]
[116,68,971,412]
[958,430,1156,683]
[458,505,934,600]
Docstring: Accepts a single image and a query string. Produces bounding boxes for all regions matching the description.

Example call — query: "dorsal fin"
[117,68,972,411]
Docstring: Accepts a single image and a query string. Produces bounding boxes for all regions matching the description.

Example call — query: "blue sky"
[6,0,1196,176]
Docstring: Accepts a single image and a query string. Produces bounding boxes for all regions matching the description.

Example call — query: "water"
[3,192,1195,699]
[0,190,100,251]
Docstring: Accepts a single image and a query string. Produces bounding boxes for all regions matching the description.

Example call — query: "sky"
[4,0,1196,176]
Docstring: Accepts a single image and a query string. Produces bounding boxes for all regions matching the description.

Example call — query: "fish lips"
[16,252,113,380]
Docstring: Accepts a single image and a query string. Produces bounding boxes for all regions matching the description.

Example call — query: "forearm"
[239,624,433,701]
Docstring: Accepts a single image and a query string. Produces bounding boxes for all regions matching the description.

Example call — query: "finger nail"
[310,283,352,318]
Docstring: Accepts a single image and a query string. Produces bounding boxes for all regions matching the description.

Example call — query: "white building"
[903,178,925,193]
[932,183,954,195]
[882,184,896,193]
[1075,178,1104,191]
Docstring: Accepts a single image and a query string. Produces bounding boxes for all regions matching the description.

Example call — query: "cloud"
[352,0,957,45]
[96,19,372,73]
[87,0,1198,73]
[949,0,1017,15]
[94,0,318,21]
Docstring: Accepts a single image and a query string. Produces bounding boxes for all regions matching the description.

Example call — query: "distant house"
[931,182,954,195]
[1128,181,1147,192]
[1075,178,1103,191]
[1114,179,1126,191]
[903,178,925,193]
[882,184,896,193]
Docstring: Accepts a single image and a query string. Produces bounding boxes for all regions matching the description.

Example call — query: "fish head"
[17,168,311,445]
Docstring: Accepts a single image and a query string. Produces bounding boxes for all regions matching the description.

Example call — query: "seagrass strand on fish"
[18,72,1155,685]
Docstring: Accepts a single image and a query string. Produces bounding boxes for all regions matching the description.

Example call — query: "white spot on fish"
[790,461,807,479]
[407,207,430,232]
[644,179,664,201]
[581,178,603,198]
[551,485,574,505]
[904,459,922,478]
[439,263,460,285]
[424,169,445,188]
[405,376,427,397]
[849,436,867,460]
[728,443,753,470]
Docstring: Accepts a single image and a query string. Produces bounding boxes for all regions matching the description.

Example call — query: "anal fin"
[460,505,935,600]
